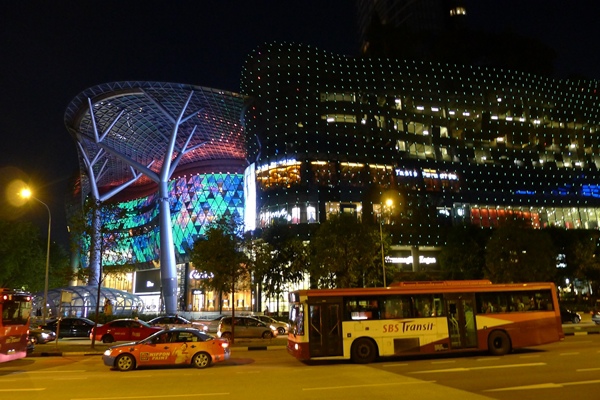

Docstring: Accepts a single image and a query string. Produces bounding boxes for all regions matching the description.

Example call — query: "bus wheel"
[351,338,377,364]
[487,330,511,356]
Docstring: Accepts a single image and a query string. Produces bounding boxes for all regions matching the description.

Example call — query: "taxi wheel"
[277,327,286,335]
[262,331,273,339]
[115,354,136,371]
[31,336,39,344]
[102,334,115,343]
[192,352,212,369]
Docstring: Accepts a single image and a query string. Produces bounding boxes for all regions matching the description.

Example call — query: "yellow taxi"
[102,327,230,371]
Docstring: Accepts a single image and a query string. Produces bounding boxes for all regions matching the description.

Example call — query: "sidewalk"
[29,337,287,357]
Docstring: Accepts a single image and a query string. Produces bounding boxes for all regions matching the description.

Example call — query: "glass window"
[339,162,365,186]
[310,161,336,185]
[381,296,412,319]
[344,297,380,320]
[413,295,435,317]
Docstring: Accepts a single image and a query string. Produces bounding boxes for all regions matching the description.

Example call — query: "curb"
[564,331,600,336]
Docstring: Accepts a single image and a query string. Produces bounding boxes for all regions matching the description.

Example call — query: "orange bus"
[0,289,32,363]
[287,281,564,363]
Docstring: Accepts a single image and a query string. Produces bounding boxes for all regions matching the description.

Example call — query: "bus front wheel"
[351,338,378,364]
[487,330,511,356]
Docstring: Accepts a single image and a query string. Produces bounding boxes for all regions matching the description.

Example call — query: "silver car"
[217,316,278,339]
[148,315,208,331]
[252,315,289,335]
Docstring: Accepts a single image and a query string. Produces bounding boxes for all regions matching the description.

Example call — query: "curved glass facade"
[241,42,600,246]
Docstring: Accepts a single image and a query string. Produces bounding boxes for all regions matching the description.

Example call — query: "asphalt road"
[4,334,600,400]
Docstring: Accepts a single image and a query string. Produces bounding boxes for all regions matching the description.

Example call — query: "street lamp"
[380,199,393,287]
[20,188,51,324]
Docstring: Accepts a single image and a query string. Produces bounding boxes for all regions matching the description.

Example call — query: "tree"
[484,223,556,283]
[0,218,73,293]
[190,215,249,342]
[438,225,488,280]
[255,224,309,313]
[0,219,46,291]
[309,213,381,288]
[548,228,600,299]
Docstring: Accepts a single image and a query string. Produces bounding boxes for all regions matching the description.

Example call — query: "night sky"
[0,0,598,247]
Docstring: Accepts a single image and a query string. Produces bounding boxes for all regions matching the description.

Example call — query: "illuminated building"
[64,82,248,312]
[64,44,600,307]
[241,41,600,271]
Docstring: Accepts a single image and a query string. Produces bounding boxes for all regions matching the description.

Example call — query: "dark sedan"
[560,307,581,324]
[40,317,97,338]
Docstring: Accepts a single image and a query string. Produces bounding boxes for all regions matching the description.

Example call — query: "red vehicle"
[0,289,32,363]
[287,280,564,364]
[90,319,161,343]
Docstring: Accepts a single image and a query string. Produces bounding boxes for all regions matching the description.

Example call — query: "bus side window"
[432,296,444,316]
[414,295,433,317]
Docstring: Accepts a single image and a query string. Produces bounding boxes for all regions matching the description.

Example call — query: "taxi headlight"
[103,350,112,356]
[269,325,276,331]
[41,332,50,339]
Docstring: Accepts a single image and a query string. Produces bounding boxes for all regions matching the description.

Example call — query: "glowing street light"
[20,188,51,324]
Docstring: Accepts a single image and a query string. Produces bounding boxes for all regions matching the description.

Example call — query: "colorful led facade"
[79,172,244,267]
[241,42,600,248]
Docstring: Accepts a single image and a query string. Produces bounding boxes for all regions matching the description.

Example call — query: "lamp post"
[20,188,51,324]
[380,199,393,287]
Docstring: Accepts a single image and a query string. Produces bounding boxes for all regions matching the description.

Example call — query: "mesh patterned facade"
[78,173,244,267]
[241,42,600,246]
[64,82,246,269]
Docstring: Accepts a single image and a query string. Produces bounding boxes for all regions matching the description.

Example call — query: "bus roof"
[291,281,556,298]
[389,280,492,287]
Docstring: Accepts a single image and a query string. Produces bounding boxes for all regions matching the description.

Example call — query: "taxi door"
[138,332,176,366]
[129,321,147,341]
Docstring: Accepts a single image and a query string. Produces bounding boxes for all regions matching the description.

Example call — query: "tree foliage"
[254,224,309,311]
[0,219,45,290]
[484,223,556,283]
[309,214,381,288]
[190,215,250,309]
[438,225,488,280]
[0,219,72,292]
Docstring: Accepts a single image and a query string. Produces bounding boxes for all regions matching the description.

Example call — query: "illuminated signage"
[189,270,214,280]
[395,169,419,178]
[256,158,299,173]
[385,256,437,265]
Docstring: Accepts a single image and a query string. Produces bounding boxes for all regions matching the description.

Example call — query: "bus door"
[444,294,478,350]
[307,298,343,358]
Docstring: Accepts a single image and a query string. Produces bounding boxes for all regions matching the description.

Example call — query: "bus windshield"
[1,289,32,363]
